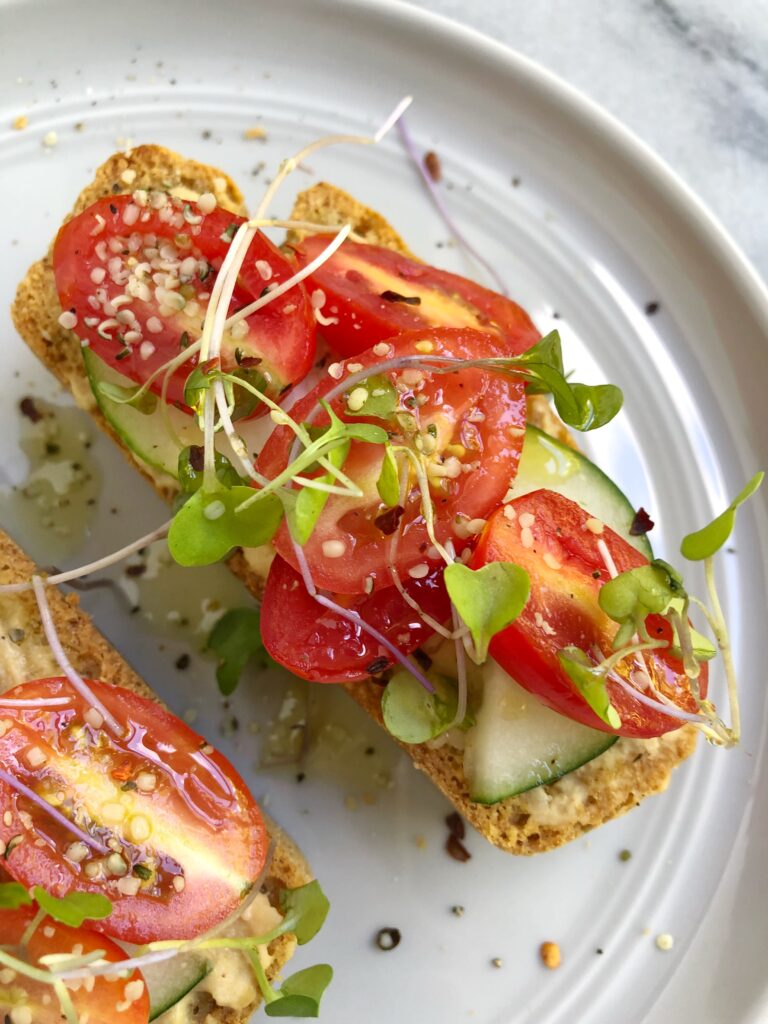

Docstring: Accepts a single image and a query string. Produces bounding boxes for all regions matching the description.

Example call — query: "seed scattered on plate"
[540,941,561,969]
[655,933,674,952]
[451,905,465,918]
[619,848,632,862]
[490,957,503,968]
[376,927,401,951]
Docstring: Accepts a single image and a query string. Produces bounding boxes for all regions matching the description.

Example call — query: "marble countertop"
[406,0,768,282]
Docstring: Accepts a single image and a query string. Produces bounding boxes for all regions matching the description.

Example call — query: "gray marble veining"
[406,0,768,281]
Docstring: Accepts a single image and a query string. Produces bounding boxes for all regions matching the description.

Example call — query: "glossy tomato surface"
[0,905,149,1024]
[0,677,267,944]
[294,236,540,357]
[53,194,315,408]
[472,490,706,737]
[258,327,527,594]
[261,554,451,682]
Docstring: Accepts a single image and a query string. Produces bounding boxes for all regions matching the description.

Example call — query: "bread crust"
[10,152,697,858]
[0,529,311,1023]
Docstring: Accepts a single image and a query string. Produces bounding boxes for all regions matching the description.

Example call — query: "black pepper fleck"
[175,653,191,671]
[375,927,401,951]
[644,301,660,316]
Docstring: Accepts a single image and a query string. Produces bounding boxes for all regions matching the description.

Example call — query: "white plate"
[1,1,767,1021]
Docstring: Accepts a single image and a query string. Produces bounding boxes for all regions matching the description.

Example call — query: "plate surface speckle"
[1,2,767,1021]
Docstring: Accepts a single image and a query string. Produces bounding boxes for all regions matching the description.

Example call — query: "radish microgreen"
[376,444,401,507]
[0,880,32,909]
[680,471,763,561]
[168,485,283,567]
[32,887,112,929]
[264,964,334,1018]
[444,562,530,663]
[558,647,622,730]
[382,669,459,743]
[206,607,275,695]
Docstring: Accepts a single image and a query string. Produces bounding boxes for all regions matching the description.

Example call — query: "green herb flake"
[444,561,530,663]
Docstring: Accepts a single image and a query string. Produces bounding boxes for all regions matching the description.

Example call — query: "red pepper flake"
[19,396,42,423]
[374,505,405,535]
[125,563,146,578]
[445,834,471,863]
[188,445,205,472]
[445,812,470,860]
[630,507,655,536]
[423,150,442,183]
[445,812,465,840]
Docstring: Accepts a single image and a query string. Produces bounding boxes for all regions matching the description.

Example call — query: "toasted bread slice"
[11,148,697,856]
[0,529,311,1023]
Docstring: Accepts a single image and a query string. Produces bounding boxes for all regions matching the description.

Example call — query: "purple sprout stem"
[397,116,510,297]
[0,766,109,854]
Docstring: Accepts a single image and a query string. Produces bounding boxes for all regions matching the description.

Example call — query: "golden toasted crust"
[12,158,697,858]
[0,530,311,1023]
[11,145,246,504]
[288,181,415,257]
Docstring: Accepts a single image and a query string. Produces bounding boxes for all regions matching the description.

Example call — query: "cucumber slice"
[464,659,617,804]
[82,349,273,480]
[513,425,652,558]
[141,952,210,1020]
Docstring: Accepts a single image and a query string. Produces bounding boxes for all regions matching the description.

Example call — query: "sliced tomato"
[257,327,527,594]
[53,194,316,409]
[293,236,540,357]
[0,905,149,1024]
[261,554,451,682]
[471,489,707,738]
[0,677,267,944]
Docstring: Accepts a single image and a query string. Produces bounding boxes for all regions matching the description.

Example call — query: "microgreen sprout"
[552,472,763,744]
[444,562,530,664]
[206,607,276,696]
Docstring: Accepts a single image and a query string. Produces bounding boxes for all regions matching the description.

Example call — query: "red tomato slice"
[257,327,527,594]
[472,490,707,738]
[0,677,267,944]
[294,236,540,358]
[0,905,149,1024]
[53,194,316,409]
[261,554,451,682]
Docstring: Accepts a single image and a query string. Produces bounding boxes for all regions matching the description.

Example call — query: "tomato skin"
[472,490,707,738]
[258,327,527,595]
[294,236,540,358]
[0,905,149,1024]
[53,194,316,409]
[261,554,451,682]
[0,678,267,944]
